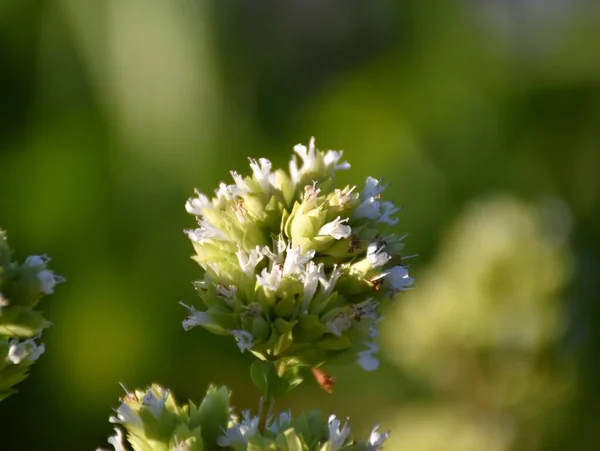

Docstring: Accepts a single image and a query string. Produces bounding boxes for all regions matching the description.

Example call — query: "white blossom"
[7,338,45,364]
[357,341,379,371]
[37,269,63,294]
[387,265,414,292]
[236,246,264,277]
[256,266,283,291]
[354,196,382,220]
[186,220,228,244]
[262,236,287,264]
[214,182,233,205]
[323,150,350,171]
[289,138,318,184]
[249,157,274,192]
[185,189,212,216]
[300,262,323,309]
[141,386,170,419]
[379,201,400,226]
[267,410,292,434]
[334,185,358,208]
[367,242,391,268]
[362,177,387,199]
[179,302,214,331]
[217,410,259,447]
[229,171,250,197]
[367,425,391,450]
[326,313,352,337]
[24,254,50,266]
[327,414,351,450]
[319,216,352,240]
[320,265,343,298]
[230,329,254,353]
[282,245,315,277]
[216,283,238,300]
[304,182,321,201]
[109,402,142,428]
[98,427,126,451]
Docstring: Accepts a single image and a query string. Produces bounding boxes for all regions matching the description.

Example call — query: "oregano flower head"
[0,230,64,401]
[181,138,413,376]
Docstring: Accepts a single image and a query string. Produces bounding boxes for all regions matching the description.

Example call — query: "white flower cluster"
[217,409,390,450]
[182,138,414,372]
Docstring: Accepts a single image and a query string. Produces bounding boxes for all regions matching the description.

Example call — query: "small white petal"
[7,338,45,364]
[323,150,350,171]
[230,329,254,353]
[367,425,391,450]
[109,403,142,428]
[141,386,170,419]
[185,190,211,215]
[106,427,127,451]
[357,342,379,372]
[320,265,343,298]
[327,414,352,450]
[218,410,260,446]
[282,245,315,277]
[229,171,250,197]
[325,314,352,337]
[300,262,323,309]
[387,266,414,291]
[256,266,283,291]
[362,177,387,199]
[367,242,391,268]
[179,302,214,331]
[24,255,50,266]
[249,157,273,192]
[37,269,59,294]
[379,201,400,226]
[354,197,381,220]
[236,247,264,277]
[319,216,352,240]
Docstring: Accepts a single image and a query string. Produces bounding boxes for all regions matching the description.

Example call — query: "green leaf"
[0,307,51,338]
[293,314,325,342]
[190,385,230,450]
[316,335,351,351]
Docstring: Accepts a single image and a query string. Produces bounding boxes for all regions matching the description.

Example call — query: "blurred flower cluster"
[0,230,64,401]
[383,196,573,451]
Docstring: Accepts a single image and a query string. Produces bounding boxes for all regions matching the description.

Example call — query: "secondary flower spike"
[182,138,414,373]
[0,230,64,402]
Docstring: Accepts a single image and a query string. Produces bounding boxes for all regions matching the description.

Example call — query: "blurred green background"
[1,0,600,449]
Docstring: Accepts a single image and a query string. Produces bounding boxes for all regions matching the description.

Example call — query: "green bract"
[0,229,64,401]
[181,138,413,380]
[100,384,231,451]
[99,384,390,451]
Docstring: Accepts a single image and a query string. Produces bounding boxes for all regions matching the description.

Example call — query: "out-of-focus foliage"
[0,0,599,450]
[383,196,573,450]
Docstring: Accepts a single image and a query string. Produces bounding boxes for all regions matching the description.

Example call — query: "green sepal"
[293,314,325,343]
[247,435,277,451]
[316,334,351,351]
[189,385,230,449]
[0,306,52,338]
[276,428,306,451]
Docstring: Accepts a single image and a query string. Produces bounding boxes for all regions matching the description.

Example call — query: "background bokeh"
[1,0,599,449]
